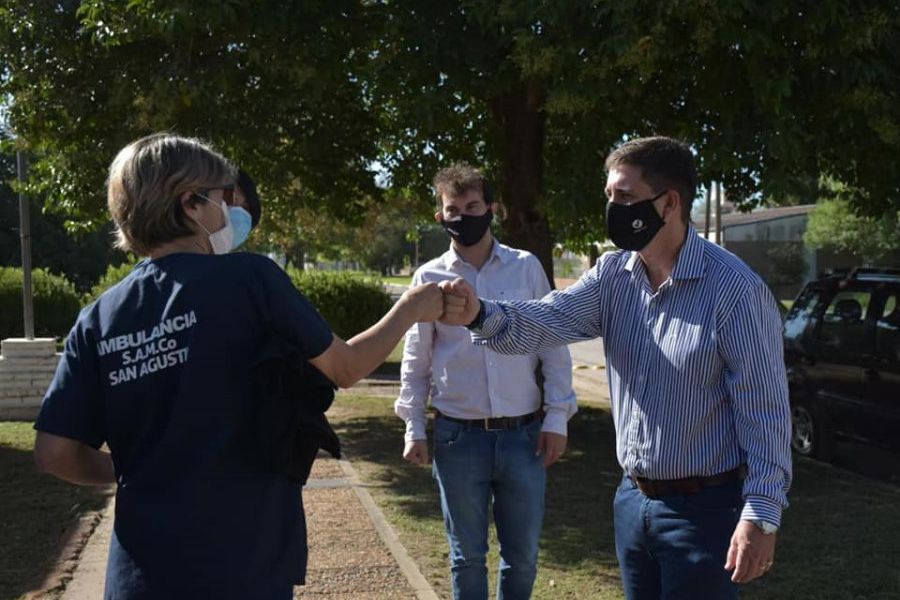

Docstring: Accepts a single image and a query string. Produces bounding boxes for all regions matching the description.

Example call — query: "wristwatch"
[751,520,778,535]
[466,300,486,330]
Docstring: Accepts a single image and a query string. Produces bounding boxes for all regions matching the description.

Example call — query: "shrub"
[86,260,139,304]
[287,269,393,339]
[0,267,82,340]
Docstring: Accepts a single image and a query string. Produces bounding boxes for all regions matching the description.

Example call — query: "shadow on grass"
[371,360,400,377]
[0,442,111,600]
[333,399,900,599]
[334,410,441,521]
[334,405,623,578]
[751,457,900,600]
[540,407,621,579]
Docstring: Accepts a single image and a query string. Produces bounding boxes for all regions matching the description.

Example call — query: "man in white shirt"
[395,163,577,600]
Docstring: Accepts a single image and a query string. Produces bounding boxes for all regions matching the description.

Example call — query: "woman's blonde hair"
[107,133,236,255]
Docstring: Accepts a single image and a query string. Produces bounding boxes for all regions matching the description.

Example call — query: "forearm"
[394,319,433,442]
[537,343,577,436]
[395,381,431,443]
[37,443,115,486]
[721,283,793,525]
[474,294,600,356]
[737,396,792,525]
[341,301,417,386]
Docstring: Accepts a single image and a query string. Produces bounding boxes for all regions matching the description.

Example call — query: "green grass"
[372,340,404,377]
[0,423,111,600]
[382,275,412,286]
[329,395,900,600]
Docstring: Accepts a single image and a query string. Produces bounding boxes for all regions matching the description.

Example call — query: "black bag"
[250,352,341,484]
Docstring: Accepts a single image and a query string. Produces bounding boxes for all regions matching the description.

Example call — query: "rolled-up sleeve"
[718,281,792,526]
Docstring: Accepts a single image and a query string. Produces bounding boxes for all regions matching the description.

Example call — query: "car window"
[784,286,826,346]
[817,290,874,355]
[875,291,900,364]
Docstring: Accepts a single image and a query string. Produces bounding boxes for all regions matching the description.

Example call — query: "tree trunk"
[589,242,600,268]
[284,243,305,270]
[715,181,722,246]
[704,184,712,238]
[489,82,554,286]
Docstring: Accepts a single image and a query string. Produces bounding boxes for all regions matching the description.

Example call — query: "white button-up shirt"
[394,240,577,443]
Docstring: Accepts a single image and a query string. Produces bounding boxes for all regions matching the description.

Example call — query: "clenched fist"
[403,440,429,465]
[438,278,481,326]
[400,282,444,323]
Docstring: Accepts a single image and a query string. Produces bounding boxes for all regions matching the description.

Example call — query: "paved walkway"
[568,338,609,405]
[58,455,438,600]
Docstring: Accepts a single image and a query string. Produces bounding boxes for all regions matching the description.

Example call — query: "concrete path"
[296,457,437,599]
[56,455,438,600]
[59,500,113,600]
[568,338,610,405]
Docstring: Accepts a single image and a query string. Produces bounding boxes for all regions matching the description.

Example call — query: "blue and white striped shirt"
[474,227,792,525]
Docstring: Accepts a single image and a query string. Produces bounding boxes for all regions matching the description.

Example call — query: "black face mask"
[441,209,493,247]
[606,191,667,251]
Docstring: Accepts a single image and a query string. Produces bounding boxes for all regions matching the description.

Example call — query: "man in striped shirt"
[440,137,792,599]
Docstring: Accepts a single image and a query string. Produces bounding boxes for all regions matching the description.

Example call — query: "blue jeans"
[432,416,546,600]
[613,474,742,600]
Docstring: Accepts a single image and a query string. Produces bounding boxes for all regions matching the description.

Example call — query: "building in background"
[698,205,858,300]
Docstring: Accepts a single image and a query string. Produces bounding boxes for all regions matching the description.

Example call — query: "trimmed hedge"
[287,269,393,339]
[0,263,393,343]
[0,267,82,340]
[86,260,139,304]
[90,263,392,339]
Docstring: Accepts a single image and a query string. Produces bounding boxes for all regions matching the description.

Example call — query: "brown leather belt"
[630,464,747,498]
[435,409,541,431]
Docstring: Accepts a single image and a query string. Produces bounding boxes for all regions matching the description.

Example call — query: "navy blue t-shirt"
[35,252,333,599]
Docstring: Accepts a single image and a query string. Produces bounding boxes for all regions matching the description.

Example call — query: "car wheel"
[791,403,835,461]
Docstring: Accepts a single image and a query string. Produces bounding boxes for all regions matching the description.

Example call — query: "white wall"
[0,339,59,420]
[723,215,808,243]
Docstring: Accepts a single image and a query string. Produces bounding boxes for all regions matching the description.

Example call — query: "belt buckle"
[484,417,503,431]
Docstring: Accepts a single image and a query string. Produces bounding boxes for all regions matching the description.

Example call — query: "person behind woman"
[32,133,445,600]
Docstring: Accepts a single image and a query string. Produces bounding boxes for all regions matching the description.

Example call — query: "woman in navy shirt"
[33,133,443,599]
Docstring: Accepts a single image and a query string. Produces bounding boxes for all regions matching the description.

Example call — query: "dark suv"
[783,267,900,460]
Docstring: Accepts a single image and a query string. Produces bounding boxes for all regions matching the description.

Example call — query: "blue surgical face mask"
[193,194,254,254]
[229,206,253,250]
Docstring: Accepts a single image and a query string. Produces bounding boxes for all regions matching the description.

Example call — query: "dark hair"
[432,162,493,209]
[236,169,261,227]
[604,136,698,223]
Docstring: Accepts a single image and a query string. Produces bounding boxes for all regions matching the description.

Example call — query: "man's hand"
[536,431,567,467]
[439,278,480,326]
[401,282,444,323]
[402,440,429,465]
[725,520,777,583]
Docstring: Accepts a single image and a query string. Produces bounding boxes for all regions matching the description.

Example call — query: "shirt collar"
[622,225,706,280]
[624,250,641,274]
[443,238,508,268]
[671,226,706,280]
